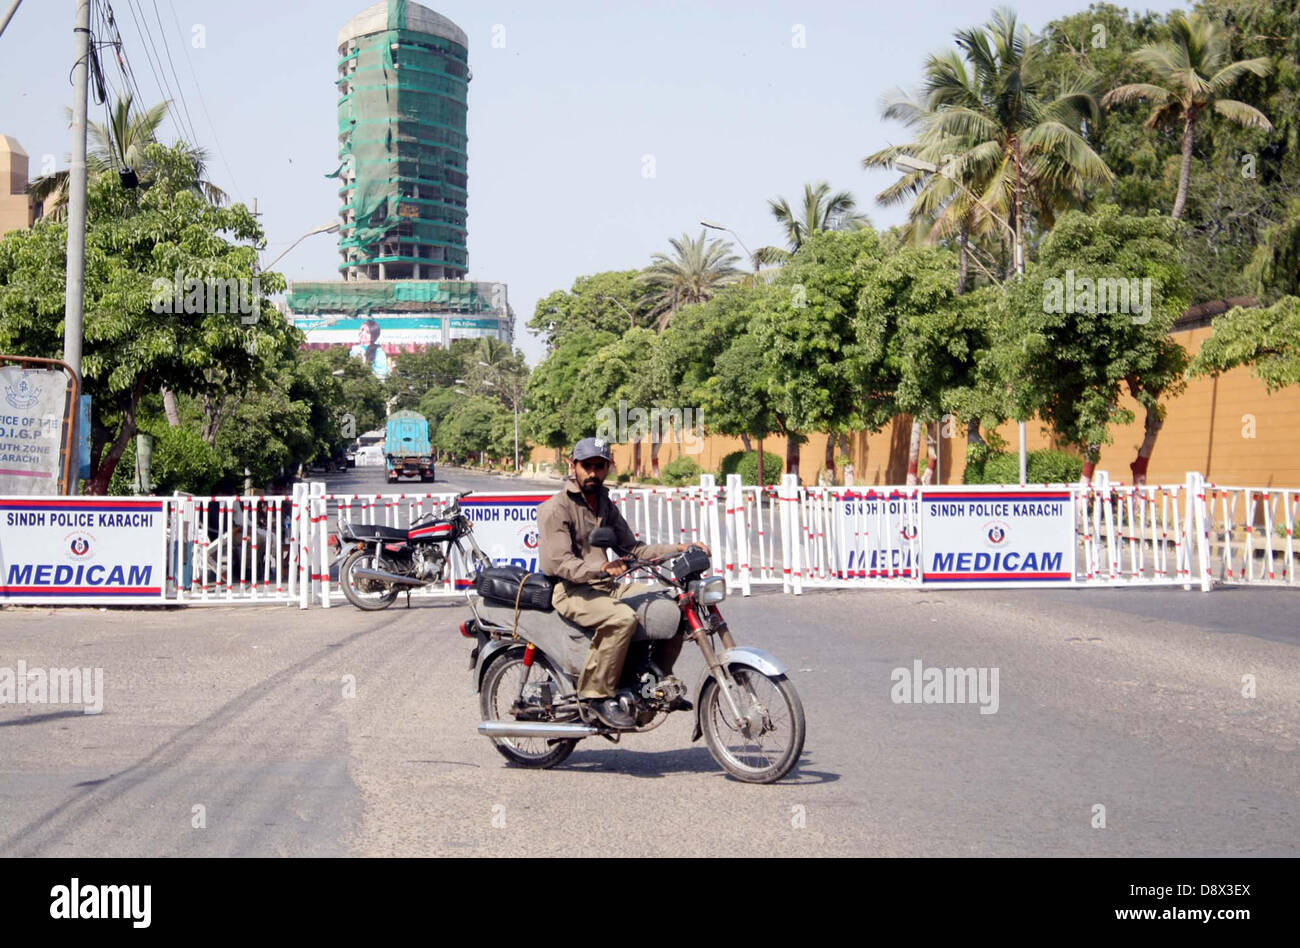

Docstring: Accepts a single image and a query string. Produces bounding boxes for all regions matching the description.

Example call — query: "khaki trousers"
[553,580,683,699]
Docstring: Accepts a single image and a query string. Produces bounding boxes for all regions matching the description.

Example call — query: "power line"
[164,0,242,201]
[148,0,202,157]
[122,0,198,151]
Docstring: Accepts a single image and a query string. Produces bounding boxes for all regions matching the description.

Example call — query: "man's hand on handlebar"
[601,559,630,578]
[676,541,711,555]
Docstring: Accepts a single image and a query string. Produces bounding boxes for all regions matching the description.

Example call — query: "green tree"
[759,182,871,264]
[995,207,1190,482]
[529,270,655,349]
[386,339,475,409]
[871,8,1113,282]
[640,231,743,330]
[1102,11,1274,220]
[752,229,884,477]
[0,144,288,493]
[523,330,617,455]
[29,95,227,215]
[1189,295,1300,390]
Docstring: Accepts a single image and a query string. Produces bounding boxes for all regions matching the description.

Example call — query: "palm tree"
[1102,12,1273,220]
[28,94,227,217]
[759,181,871,263]
[864,83,995,293]
[871,9,1113,282]
[639,231,743,331]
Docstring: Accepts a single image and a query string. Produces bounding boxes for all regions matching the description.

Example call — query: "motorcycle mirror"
[589,526,621,551]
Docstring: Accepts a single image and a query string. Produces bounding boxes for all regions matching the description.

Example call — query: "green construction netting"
[286,281,496,315]
[333,0,469,261]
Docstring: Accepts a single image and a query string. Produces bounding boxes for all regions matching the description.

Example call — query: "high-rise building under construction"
[335,0,469,280]
[288,1,512,370]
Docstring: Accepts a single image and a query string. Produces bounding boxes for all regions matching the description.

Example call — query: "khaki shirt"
[538,476,679,585]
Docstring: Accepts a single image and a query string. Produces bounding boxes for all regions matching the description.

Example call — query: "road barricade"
[6,470,1294,609]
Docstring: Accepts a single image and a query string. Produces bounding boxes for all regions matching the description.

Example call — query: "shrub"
[735,450,782,486]
[964,449,1083,485]
[109,425,224,495]
[662,456,703,486]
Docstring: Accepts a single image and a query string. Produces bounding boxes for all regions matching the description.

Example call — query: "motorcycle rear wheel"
[480,651,577,769]
[339,548,400,611]
[700,668,805,784]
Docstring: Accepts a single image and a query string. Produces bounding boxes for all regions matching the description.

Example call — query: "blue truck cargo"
[384,410,434,483]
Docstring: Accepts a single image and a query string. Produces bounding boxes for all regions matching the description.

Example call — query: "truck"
[384,410,435,483]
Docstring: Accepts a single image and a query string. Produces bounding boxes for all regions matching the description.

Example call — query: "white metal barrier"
[8,471,1289,609]
[298,472,1293,604]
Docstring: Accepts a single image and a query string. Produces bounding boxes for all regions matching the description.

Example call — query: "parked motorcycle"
[338,491,491,610]
[463,526,806,783]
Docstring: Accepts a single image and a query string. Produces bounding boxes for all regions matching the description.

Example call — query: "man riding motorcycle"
[537,437,709,728]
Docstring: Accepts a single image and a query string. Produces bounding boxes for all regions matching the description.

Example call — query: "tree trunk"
[966,417,984,448]
[632,439,642,478]
[956,219,970,295]
[87,383,143,494]
[650,433,661,478]
[739,433,752,453]
[756,437,765,487]
[162,388,181,427]
[905,419,922,485]
[1081,444,1101,483]
[823,433,836,485]
[1130,404,1164,486]
[784,434,801,480]
[1171,112,1195,221]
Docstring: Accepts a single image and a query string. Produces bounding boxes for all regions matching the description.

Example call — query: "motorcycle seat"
[474,586,681,678]
[345,523,410,542]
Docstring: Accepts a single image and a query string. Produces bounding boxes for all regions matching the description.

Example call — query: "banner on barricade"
[0,498,166,602]
[920,489,1075,585]
[833,491,920,577]
[456,493,551,587]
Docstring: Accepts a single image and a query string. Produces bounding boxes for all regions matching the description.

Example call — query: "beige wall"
[531,324,1300,488]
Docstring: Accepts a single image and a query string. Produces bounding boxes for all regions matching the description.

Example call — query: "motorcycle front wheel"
[480,651,577,769]
[700,668,805,784]
[339,547,400,611]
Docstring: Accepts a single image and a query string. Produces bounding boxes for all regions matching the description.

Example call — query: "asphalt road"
[319,462,561,503]
[2,579,1297,857]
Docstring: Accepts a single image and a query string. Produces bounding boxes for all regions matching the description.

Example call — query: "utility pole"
[0,0,26,39]
[63,0,91,495]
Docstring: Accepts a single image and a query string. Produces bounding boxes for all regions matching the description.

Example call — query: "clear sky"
[2,0,1185,363]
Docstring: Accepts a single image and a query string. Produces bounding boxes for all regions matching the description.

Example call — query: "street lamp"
[597,295,635,329]
[478,360,521,473]
[894,153,1029,485]
[701,220,760,278]
[262,221,341,272]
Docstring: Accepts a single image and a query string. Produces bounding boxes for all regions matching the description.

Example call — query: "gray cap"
[572,437,614,462]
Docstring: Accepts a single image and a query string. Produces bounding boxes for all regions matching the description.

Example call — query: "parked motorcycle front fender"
[690,646,789,742]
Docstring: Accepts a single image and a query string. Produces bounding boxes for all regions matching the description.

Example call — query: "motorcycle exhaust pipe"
[477,721,599,739]
[350,567,426,587]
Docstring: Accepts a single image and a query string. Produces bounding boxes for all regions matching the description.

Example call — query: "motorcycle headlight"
[690,576,726,605]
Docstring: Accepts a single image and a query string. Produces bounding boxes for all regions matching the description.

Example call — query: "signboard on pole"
[920,489,1075,586]
[0,498,166,603]
[0,366,71,495]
